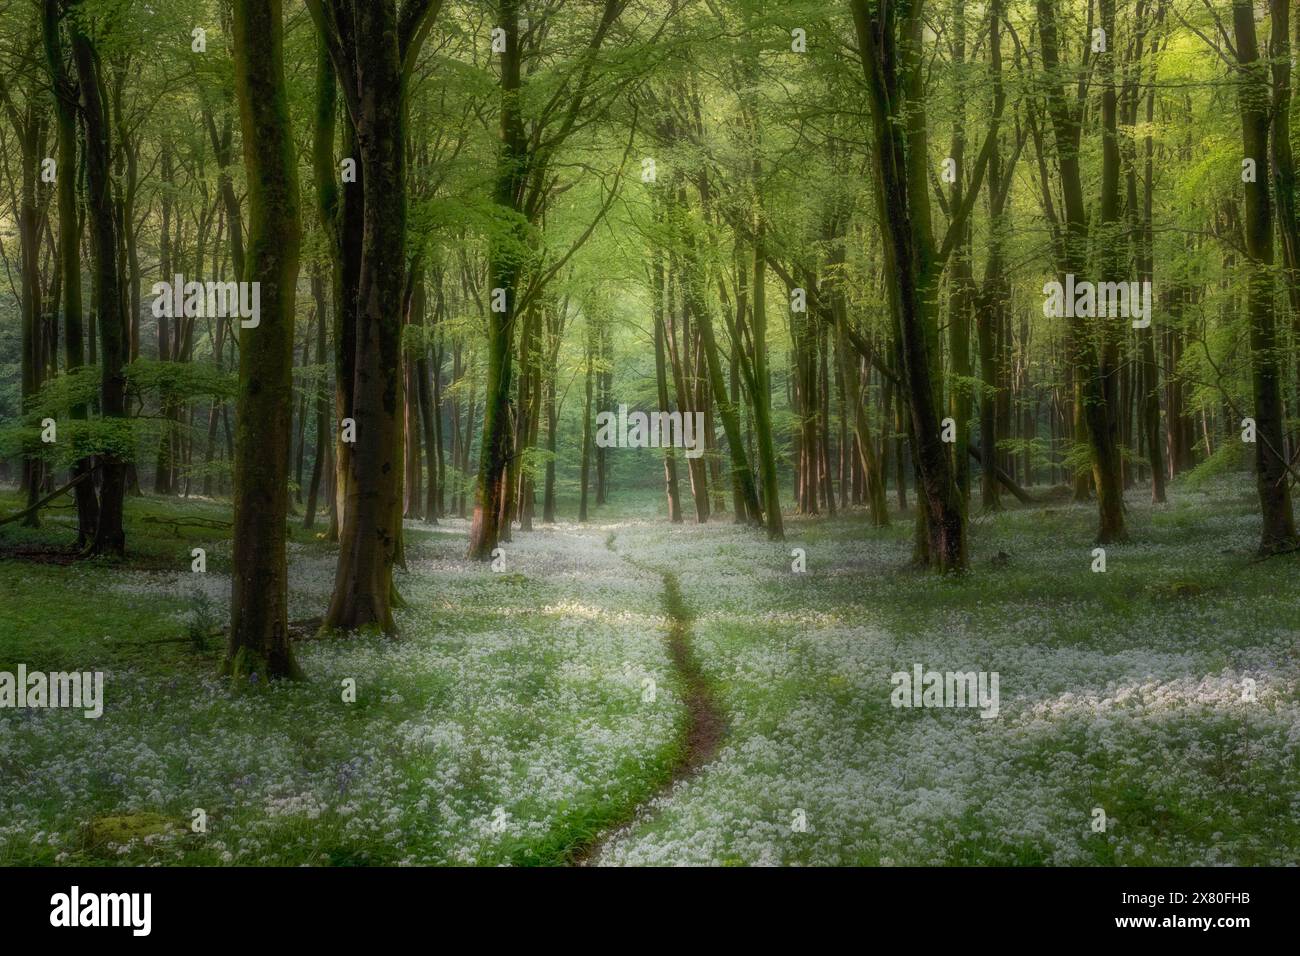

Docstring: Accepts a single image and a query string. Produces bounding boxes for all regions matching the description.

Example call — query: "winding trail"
[657,570,726,777]
[567,535,725,866]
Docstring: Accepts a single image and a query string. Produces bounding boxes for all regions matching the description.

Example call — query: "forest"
[0,0,1297,868]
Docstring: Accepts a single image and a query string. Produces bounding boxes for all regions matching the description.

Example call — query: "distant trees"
[468,0,632,560]
[9,0,1300,645]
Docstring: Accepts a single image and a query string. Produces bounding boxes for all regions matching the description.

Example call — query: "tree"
[42,0,97,547]
[1035,0,1126,542]
[849,0,1000,571]
[310,0,444,632]
[225,0,302,679]
[1231,0,1297,554]
[0,17,48,530]
[70,0,127,557]
[468,0,630,559]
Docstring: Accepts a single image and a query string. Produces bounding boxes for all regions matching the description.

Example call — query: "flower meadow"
[594,481,1300,866]
[0,477,1297,866]
[0,513,681,865]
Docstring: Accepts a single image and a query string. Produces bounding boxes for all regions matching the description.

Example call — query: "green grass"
[1,476,1297,866]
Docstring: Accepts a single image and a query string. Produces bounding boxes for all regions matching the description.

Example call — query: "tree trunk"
[542,299,565,524]
[226,0,302,678]
[468,0,525,559]
[1037,0,1125,542]
[43,0,98,545]
[1233,0,1298,553]
[579,327,594,523]
[417,273,440,525]
[851,0,967,570]
[319,0,428,628]
[750,223,784,538]
[304,265,330,529]
[71,6,127,557]
[15,109,44,526]
[653,252,683,523]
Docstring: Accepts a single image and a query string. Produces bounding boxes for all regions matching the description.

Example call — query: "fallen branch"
[141,515,233,532]
[0,469,94,528]
[967,445,1034,504]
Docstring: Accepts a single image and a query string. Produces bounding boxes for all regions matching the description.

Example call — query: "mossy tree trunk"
[226,0,302,679]
[1233,0,1298,554]
[469,0,525,558]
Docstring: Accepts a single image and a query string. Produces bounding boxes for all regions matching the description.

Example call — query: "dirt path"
[567,540,725,866]
[657,571,726,777]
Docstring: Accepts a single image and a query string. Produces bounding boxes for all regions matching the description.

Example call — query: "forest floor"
[0,475,1297,866]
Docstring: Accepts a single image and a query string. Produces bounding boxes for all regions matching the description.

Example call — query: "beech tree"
[849,0,1003,571]
[309,0,444,631]
[1230,0,1297,554]
[225,0,302,678]
[70,0,128,557]
[42,0,96,546]
[468,0,633,560]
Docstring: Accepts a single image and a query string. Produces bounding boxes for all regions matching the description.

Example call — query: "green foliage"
[186,587,219,655]
[126,359,237,404]
[1061,438,1094,479]
[1181,439,1248,492]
